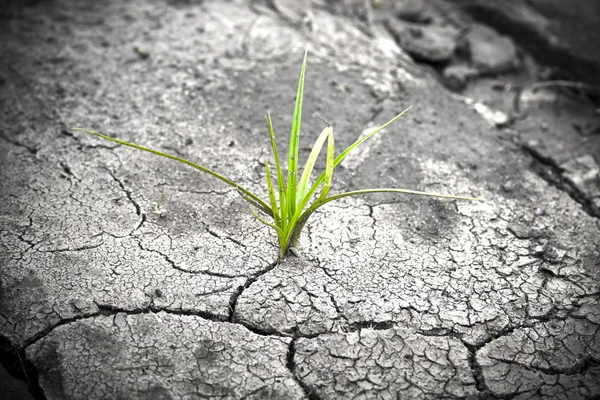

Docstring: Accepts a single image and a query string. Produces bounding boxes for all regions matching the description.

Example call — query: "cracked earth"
[1,0,599,399]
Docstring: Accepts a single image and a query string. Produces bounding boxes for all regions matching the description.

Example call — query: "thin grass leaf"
[297,126,332,203]
[249,206,284,235]
[299,106,413,208]
[315,126,334,204]
[333,105,412,167]
[290,188,483,245]
[308,188,484,214]
[286,50,307,217]
[286,127,334,249]
[75,128,273,216]
[264,160,280,225]
[266,112,287,230]
[291,126,334,230]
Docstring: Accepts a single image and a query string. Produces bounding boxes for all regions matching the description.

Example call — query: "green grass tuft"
[75,52,483,259]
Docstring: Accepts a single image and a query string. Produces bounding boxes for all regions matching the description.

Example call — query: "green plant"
[76,52,482,259]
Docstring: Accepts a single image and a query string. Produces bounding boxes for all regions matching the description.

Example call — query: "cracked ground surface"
[1,0,599,399]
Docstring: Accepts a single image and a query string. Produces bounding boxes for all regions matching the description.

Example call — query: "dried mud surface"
[1,0,599,399]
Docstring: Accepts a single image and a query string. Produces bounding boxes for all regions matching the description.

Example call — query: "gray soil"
[1,0,599,399]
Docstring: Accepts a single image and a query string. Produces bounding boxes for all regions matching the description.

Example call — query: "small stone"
[465,23,520,74]
[530,242,546,256]
[70,298,89,312]
[561,154,600,197]
[501,181,516,192]
[543,243,567,263]
[394,0,431,23]
[443,64,478,91]
[386,19,458,62]
[507,222,535,239]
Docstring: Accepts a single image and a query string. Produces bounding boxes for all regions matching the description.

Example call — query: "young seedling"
[76,52,483,259]
[153,191,167,217]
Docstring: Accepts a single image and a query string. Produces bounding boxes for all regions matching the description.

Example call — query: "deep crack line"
[286,337,323,400]
[228,258,280,323]
[462,340,489,396]
[22,311,101,350]
[489,354,600,377]
[522,144,600,219]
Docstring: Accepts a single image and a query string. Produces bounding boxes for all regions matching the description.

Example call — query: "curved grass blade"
[289,188,483,248]
[289,126,334,234]
[315,126,334,204]
[75,128,273,216]
[285,127,334,249]
[306,188,484,215]
[299,105,413,209]
[297,126,332,203]
[333,105,413,168]
[249,206,283,234]
[286,50,308,217]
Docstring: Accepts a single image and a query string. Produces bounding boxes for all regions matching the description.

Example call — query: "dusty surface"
[1,0,599,399]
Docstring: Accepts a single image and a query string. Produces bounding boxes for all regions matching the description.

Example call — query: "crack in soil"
[286,337,322,400]
[0,132,39,155]
[489,354,600,377]
[462,340,490,397]
[106,168,147,232]
[522,143,600,219]
[346,320,396,332]
[38,242,104,253]
[136,240,245,279]
[228,258,280,323]
[202,223,248,248]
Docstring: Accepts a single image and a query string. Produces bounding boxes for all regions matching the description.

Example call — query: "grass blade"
[266,112,287,230]
[293,188,483,238]
[333,105,412,168]
[314,188,484,210]
[249,206,284,235]
[286,50,308,217]
[265,160,280,225]
[299,105,413,209]
[286,127,334,243]
[287,127,335,252]
[315,127,334,204]
[75,128,273,216]
[297,126,332,204]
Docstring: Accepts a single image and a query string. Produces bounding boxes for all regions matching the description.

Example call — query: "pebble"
[561,154,600,197]
[443,64,478,91]
[465,23,520,74]
[394,0,431,23]
[386,19,458,62]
